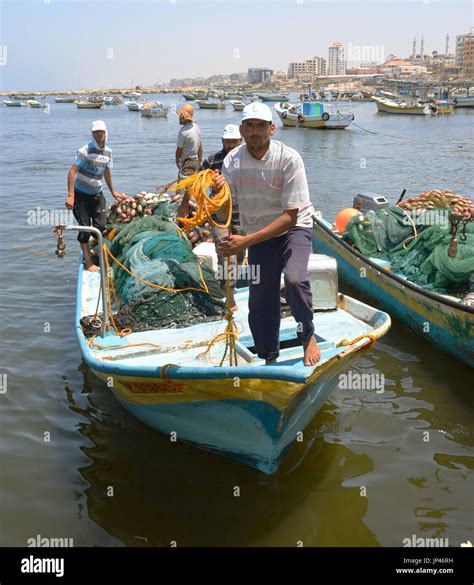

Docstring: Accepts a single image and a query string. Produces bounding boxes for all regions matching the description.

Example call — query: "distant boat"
[274,101,353,129]
[140,101,168,117]
[450,95,474,108]
[54,96,77,103]
[258,93,289,102]
[124,97,145,111]
[75,100,103,109]
[196,98,226,110]
[373,96,432,115]
[27,99,48,109]
[231,95,259,111]
[104,96,124,106]
[3,99,27,107]
[231,100,246,111]
[182,93,195,100]
[122,91,142,99]
[428,99,454,115]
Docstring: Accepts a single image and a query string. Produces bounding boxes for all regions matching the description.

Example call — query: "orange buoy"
[335,208,360,233]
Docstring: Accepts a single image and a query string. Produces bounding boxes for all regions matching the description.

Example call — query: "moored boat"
[258,93,289,102]
[104,95,124,106]
[312,201,474,368]
[196,98,226,110]
[373,96,431,115]
[54,96,77,103]
[274,101,353,129]
[75,100,104,109]
[230,100,246,111]
[140,101,168,117]
[124,97,145,111]
[3,99,27,107]
[27,99,48,109]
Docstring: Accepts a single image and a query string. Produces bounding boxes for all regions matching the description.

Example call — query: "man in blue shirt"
[65,120,122,271]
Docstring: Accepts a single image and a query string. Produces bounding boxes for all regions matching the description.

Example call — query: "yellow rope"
[336,333,377,351]
[173,169,232,231]
[173,169,239,366]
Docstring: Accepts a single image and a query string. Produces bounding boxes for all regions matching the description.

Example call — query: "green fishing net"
[344,208,474,295]
[83,204,225,336]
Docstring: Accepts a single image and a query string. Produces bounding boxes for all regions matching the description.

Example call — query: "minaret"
[412,37,417,62]
[445,33,449,56]
[420,36,424,63]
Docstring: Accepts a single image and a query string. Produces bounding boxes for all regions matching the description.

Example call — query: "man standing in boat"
[214,102,320,366]
[175,104,202,179]
[65,120,122,272]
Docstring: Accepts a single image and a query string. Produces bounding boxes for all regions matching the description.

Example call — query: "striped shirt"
[73,142,113,195]
[222,140,313,235]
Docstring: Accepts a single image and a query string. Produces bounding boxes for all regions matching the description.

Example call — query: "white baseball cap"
[221,124,241,139]
[91,120,107,132]
[241,102,273,123]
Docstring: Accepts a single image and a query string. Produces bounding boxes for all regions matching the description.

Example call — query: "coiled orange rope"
[173,170,239,366]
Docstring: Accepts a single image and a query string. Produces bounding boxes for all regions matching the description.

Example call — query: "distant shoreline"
[0,84,318,97]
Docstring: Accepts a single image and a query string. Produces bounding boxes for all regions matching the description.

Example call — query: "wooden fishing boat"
[60,226,390,473]
[258,93,289,102]
[231,100,246,111]
[27,99,48,109]
[274,101,353,129]
[312,215,474,368]
[124,98,144,111]
[3,99,27,107]
[196,99,226,110]
[373,96,430,115]
[54,96,77,103]
[140,101,168,117]
[75,100,103,109]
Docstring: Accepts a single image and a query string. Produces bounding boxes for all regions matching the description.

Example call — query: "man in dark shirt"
[201,124,242,172]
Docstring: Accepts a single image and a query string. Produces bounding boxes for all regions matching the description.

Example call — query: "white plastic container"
[306,253,338,310]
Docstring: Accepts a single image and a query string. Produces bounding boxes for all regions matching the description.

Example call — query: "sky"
[0,0,472,91]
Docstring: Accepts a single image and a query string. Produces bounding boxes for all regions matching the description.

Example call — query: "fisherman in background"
[214,102,320,366]
[65,120,122,272]
[178,124,243,311]
[175,104,202,179]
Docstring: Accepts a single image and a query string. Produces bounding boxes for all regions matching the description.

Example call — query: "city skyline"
[0,0,471,91]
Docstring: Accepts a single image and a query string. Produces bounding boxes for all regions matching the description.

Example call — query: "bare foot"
[303,337,321,366]
[85,264,100,272]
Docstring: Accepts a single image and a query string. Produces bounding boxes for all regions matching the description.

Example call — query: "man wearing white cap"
[215,102,320,366]
[65,120,122,271]
[201,124,242,172]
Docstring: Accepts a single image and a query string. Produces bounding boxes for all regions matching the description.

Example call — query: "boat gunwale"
[75,260,390,383]
[314,216,474,315]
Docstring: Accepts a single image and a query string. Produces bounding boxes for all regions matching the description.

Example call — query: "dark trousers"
[247,227,314,360]
[72,189,106,243]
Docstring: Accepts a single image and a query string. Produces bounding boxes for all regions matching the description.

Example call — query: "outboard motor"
[353,192,389,213]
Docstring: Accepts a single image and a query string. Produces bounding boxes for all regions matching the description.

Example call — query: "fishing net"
[82,202,225,337]
[343,205,474,295]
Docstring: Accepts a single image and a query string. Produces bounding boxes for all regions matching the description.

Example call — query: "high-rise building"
[462,35,474,76]
[456,32,474,69]
[288,57,326,79]
[327,42,346,75]
[248,68,273,84]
